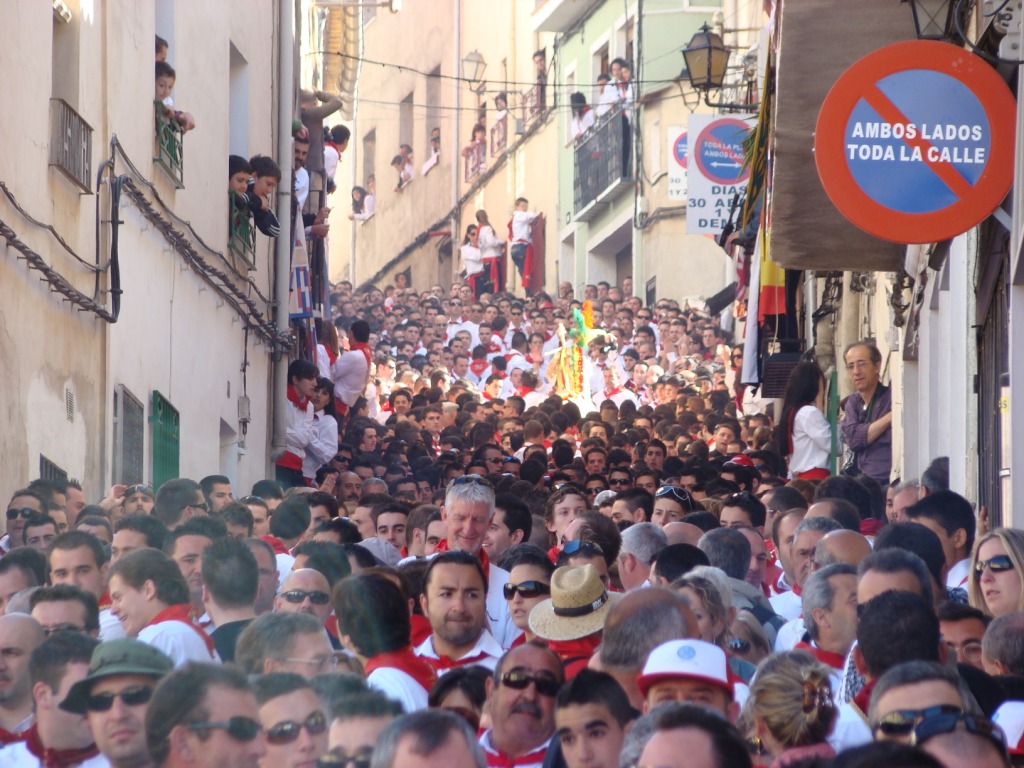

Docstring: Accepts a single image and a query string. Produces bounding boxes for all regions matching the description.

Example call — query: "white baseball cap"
[637,639,731,697]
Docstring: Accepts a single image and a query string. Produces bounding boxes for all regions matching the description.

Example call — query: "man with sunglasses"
[144,663,265,768]
[252,674,328,768]
[869,661,974,745]
[3,488,47,554]
[480,641,564,768]
[62,639,174,768]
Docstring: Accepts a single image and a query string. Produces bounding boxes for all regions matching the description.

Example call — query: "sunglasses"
[608,477,631,487]
[910,712,1006,750]
[125,485,153,496]
[266,710,328,746]
[44,623,88,637]
[450,475,493,488]
[187,716,262,742]
[5,508,37,521]
[585,486,606,495]
[183,501,210,513]
[86,685,154,712]
[561,539,604,557]
[500,670,560,697]
[974,554,1014,576]
[318,749,373,768]
[727,637,751,654]
[280,590,331,605]
[872,705,963,736]
[656,486,698,511]
[503,581,551,600]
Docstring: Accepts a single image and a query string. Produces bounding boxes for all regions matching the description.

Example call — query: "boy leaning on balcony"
[228,155,252,229]
[245,155,282,238]
[154,61,196,133]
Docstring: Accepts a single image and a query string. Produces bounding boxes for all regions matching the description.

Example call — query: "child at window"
[246,155,282,237]
[154,61,196,133]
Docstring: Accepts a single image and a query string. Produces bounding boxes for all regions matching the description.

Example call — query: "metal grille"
[574,109,632,220]
[39,455,68,484]
[150,391,180,490]
[490,115,507,157]
[114,385,145,486]
[228,193,256,269]
[464,141,486,183]
[978,268,1008,527]
[49,99,93,193]
[65,389,75,422]
[153,103,185,188]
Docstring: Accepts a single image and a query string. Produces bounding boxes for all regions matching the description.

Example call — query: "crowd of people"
[0,268,1018,768]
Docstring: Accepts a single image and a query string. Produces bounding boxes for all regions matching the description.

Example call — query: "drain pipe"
[271,0,295,462]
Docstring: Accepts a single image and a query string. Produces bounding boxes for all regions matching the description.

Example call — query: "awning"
[771,0,914,271]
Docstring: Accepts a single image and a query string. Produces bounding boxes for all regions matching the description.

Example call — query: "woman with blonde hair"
[676,569,757,683]
[968,527,1024,618]
[746,651,837,767]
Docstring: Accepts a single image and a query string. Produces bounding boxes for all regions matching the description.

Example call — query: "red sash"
[144,604,216,657]
[24,725,98,768]
[423,648,495,673]
[0,724,28,747]
[795,640,847,671]
[365,647,437,692]
[860,518,885,537]
[470,360,491,379]
[433,538,491,573]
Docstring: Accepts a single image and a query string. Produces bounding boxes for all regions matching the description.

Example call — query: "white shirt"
[0,742,40,768]
[295,166,310,211]
[332,348,370,408]
[414,630,504,673]
[572,109,596,139]
[774,617,805,652]
[80,756,112,768]
[829,702,873,753]
[99,608,125,642]
[769,589,802,621]
[477,225,505,260]
[787,405,832,477]
[367,667,429,712]
[461,243,484,277]
[303,413,339,480]
[511,211,538,243]
[137,620,219,668]
[947,557,970,589]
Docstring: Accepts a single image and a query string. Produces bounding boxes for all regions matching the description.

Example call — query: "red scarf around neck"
[365,647,438,692]
[348,341,372,366]
[24,724,98,768]
[0,722,28,747]
[144,604,216,658]
[433,538,490,573]
[795,640,847,671]
[286,384,309,409]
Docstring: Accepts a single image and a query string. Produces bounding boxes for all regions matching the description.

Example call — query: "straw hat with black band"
[528,564,617,642]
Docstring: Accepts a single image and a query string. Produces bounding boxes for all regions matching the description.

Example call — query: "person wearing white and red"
[903,490,976,591]
[107,550,219,668]
[276,359,318,489]
[479,641,563,768]
[333,320,372,417]
[0,632,99,768]
[636,639,742,721]
[336,573,436,712]
[0,616,41,747]
[795,564,858,689]
[415,551,504,674]
[599,366,638,409]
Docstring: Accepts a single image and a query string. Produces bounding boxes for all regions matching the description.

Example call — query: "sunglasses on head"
[125,484,152,496]
[561,539,604,557]
[656,485,698,511]
[266,710,328,746]
[450,475,493,488]
[280,590,331,605]
[974,554,1015,576]
[5,508,36,521]
[872,705,963,737]
[187,716,262,742]
[909,712,1006,751]
[86,685,154,712]
[500,670,560,697]
[503,581,551,600]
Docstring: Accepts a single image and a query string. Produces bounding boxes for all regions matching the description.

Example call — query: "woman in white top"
[776,361,833,480]
[303,377,340,482]
[475,209,506,295]
[458,224,484,298]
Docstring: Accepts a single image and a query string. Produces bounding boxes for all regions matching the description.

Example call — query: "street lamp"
[461,50,487,94]
[902,0,955,40]
[680,24,752,111]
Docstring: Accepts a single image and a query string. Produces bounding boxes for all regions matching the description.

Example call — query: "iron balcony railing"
[228,193,256,269]
[491,114,508,157]
[153,102,184,188]
[574,108,632,220]
[464,141,486,183]
[49,99,93,193]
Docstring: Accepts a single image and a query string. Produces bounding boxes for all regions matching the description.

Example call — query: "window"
[425,66,441,151]
[228,43,249,156]
[50,5,92,192]
[362,129,376,186]
[39,456,68,485]
[155,0,175,63]
[399,92,414,151]
[114,385,145,486]
[619,18,635,66]
[150,391,180,490]
[593,43,609,83]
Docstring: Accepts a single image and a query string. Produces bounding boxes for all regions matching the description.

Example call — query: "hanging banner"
[686,113,756,235]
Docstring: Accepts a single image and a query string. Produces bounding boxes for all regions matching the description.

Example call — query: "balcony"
[49,99,93,193]
[228,194,256,270]
[153,102,184,188]
[573,109,633,222]
[521,83,544,125]
[532,0,593,33]
[464,141,486,184]
[491,114,507,157]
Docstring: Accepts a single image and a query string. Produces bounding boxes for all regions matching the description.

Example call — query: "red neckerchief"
[483,734,548,768]
[547,633,601,679]
[546,544,560,564]
[365,647,438,692]
[348,341,372,366]
[860,518,885,537]
[261,535,290,555]
[487,336,503,354]
[424,647,495,673]
[24,724,97,768]
[470,360,490,377]
[324,346,338,366]
[411,614,432,647]
[510,633,527,649]
[433,539,491,572]
[761,582,771,598]
[144,604,216,657]
[542,331,553,342]
[603,387,623,398]
[286,384,309,409]
[795,640,847,670]
[0,723,28,747]
[516,386,533,398]
[98,589,111,610]
[852,678,877,716]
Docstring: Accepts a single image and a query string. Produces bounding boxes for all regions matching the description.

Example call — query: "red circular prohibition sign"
[815,40,1016,244]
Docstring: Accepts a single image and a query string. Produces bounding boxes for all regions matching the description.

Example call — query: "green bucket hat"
[61,639,173,714]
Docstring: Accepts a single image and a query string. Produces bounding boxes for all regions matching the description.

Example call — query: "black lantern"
[680,23,754,111]
[903,0,955,40]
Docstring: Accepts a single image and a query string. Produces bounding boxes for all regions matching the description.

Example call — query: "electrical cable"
[0,182,103,272]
